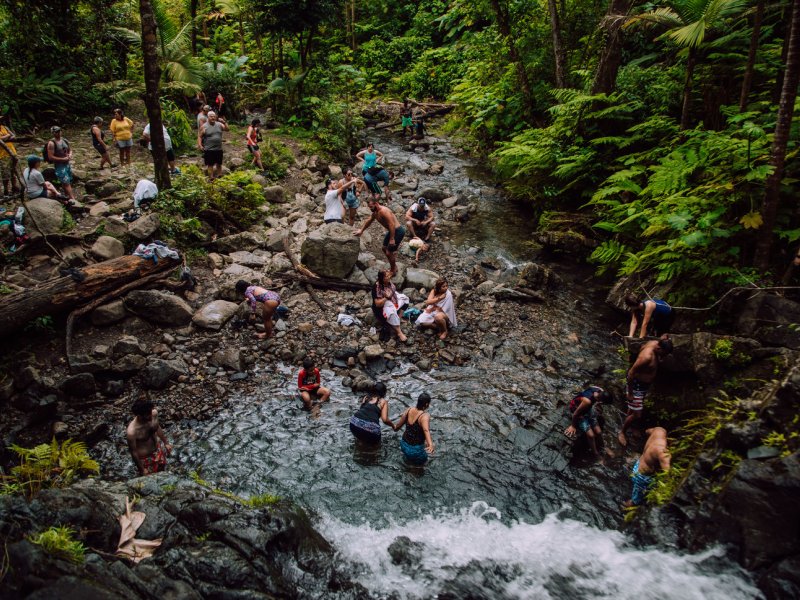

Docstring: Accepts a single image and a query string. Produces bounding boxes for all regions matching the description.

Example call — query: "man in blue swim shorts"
[624,427,670,508]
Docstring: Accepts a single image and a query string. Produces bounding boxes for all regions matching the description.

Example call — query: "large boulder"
[91,299,127,326]
[211,348,244,371]
[266,229,291,252]
[212,231,263,253]
[128,213,161,240]
[404,267,440,290]
[192,300,240,330]
[141,358,188,389]
[24,198,65,234]
[96,180,123,198]
[417,188,449,203]
[90,236,125,261]
[300,223,360,278]
[124,290,193,326]
[733,293,800,350]
[263,185,286,204]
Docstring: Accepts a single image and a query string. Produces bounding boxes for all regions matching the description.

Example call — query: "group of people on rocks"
[564,297,675,508]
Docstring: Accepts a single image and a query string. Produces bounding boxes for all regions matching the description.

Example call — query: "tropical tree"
[140,0,171,190]
[625,0,748,129]
[592,0,634,94]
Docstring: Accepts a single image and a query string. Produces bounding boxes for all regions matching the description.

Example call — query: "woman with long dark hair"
[372,269,408,342]
[349,382,394,444]
[394,393,434,465]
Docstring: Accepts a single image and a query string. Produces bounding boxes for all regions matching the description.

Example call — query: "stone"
[207,252,225,269]
[128,213,161,240]
[328,165,343,179]
[96,180,123,198]
[227,157,245,170]
[475,280,498,295]
[223,263,256,278]
[427,161,445,175]
[404,267,440,290]
[406,155,431,172]
[442,196,458,208]
[24,198,65,234]
[211,348,244,371]
[228,251,267,267]
[141,359,187,389]
[212,231,264,253]
[734,293,800,350]
[88,201,111,217]
[266,229,291,252]
[388,536,426,567]
[364,344,384,360]
[264,185,287,204]
[91,299,127,326]
[192,300,240,330]
[100,379,125,397]
[417,187,449,203]
[124,290,194,326]
[300,222,360,278]
[59,373,96,398]
[70,354,111,374]
[112,354,147,375]
[291,217,308,235]
[90,235,125,261]
[112,335,146,358]
[297,322,314,333]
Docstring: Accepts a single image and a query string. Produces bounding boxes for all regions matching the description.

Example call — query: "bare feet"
[255,332,268,340]
[617,431,628,447]
[438,332,448,340]
[398,333,408,342]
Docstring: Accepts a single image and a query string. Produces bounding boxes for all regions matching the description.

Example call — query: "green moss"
[710,338,733,361]
[60,210,75,232]
[190,470,280,508]
[29,526,85,564]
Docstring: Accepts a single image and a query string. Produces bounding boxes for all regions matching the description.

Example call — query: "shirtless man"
[623,427,670,508]
[354,195,406,276]
[618,336,673,446]
[126,398,172,476]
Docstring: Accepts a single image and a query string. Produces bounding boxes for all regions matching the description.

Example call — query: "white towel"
[415,290,457,328]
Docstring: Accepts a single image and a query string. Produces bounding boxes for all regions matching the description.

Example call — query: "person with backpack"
[46,126,76,202]
[564,385,611,460]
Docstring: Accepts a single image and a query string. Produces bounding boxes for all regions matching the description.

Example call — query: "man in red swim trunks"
[126,397,172,475]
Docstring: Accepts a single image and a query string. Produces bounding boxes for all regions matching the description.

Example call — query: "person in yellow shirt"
[109,108,134,166]
[0,114,19,198]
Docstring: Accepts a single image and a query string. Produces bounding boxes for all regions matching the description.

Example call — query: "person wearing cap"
[23,155,60,200]
[405,197,435,241]
[323,177,348,224]
[90,117,114,170]
[198,110,228,180]
[47,127,76,201]
[109,108,134,166]
[0,114,18,198]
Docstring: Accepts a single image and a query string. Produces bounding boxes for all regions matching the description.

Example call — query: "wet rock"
[733,293,800,350]
[14,365,39,390]
[192,300,240,330]
[760,555,800,600]
[91,299,127,326]
[212,231,264,253]
[100,379,125,397]
[89,235,125,261]
[442,196,458,208]
[388,536,426,567]
[211,348,244,371]
[24,198,65,234]
[417,187,449,203]
[70,354,111,374]
[517,262,558,290]
[364,344,384,360]
[427,161,445,175]
[301,223,360,278]
[0,376,14,402]
[51,421,69,439]
[59,373,96,398]
[405,267,440,290]
[112,335,146,358]
[124,290,193,326]
[127,213,161,240]
[407,155,431,172]
[142,359,187,389]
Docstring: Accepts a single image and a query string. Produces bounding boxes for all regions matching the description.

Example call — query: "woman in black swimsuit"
[90,117,113,170]
[349,382,395,444]
[394,393,434,464]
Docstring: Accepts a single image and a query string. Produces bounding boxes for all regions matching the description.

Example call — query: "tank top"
[51,139,69,159]
[402,410,425,445]
[202,122,224,151]
[90,127,105,145]
[354,399,382,423]
[652,299,671,316]
[363,151,377,169]
[246,126,258,146]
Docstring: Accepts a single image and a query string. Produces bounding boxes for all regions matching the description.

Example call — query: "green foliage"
[24,316,54,334]
[1,439,99,499]
[29,526,86,564]
[161,99,194,152]
[61,210,76,233]
[394,46,467,100]
[762,431,791,457]
[310,99,365,160]
[259,138,295,180]
[711,338,733,361]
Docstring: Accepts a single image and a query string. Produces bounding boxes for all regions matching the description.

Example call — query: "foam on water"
[319,501,762,600]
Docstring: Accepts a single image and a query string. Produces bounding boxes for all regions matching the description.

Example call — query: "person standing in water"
[401,98,414,138]
[624,427,670,508]
[619,336,673,447]
[350,382,395,444]
[236,280,281,340]
[126,397,172,476]
[354,196,405,276]
[394,393,434,465]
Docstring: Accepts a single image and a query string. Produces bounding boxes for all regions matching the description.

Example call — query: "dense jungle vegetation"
[1,0,798,303]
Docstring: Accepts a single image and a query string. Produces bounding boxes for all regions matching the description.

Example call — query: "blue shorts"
[116,139,133,148]
[400,438,428,465]
[365,169,390,193]
[576,406,598,434]
[54,163,73,185]
[630,459,654,505]
[383,226,405,249]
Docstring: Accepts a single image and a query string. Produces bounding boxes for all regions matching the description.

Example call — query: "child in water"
[297,357,331,410]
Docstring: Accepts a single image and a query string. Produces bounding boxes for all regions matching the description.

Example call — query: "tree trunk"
[754,0,800,270]
[278,35,284,78]
[680,47,697,130]
[140,0,171,191]
[488,0,534,116]
[201,0,209,48]
[547,0,568,87]
[591,0,633,94]
[0,255,180,338]
[774,0,795,103]
[190,0,198,55]
[238,14,246,56]
[351,0,356,52]
[740,0,765,111]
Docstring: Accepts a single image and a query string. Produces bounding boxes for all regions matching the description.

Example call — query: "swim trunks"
[630,458,654,505]
[141,443,167,475]
[350,416,381,444]
[576,405,598,434]
[626,377,650,411]
[383,226,406,249]
[54,163,73,185]
[401,116,413,127]
[400,438,428,465]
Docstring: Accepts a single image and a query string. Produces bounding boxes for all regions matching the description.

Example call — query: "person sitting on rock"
[350,382,395,444]
[624,427,670,508]
[142,122,180,175]
[357,143,392,202]
[126,396,172,476]
[354,196,405,276]
[297,356,331,410]
[564,385,611,460]
[415,277,457,340]
[23,155,61,200]
[236,279,281,340]
[337,169,367,226]
[405,197,435,241]
[625,295,674,338]
[372,269,408,342]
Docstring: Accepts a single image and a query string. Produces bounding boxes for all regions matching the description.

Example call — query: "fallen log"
[0,254,181,338]
[372,105,455,130]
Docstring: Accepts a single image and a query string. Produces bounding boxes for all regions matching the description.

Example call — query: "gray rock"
[96,180,123,198]
[291,217,308,235]
[442,196,458,208]
[475,280,498,295]
[124,290,194,326]
[212,231,264,253]
[112,335,146,358]
[264,185,287,204]
[404,267,440,290]
[101,379,125,397]
[228,251,267,267]
[24,198,65,234]
[192,300,240,330]
[227,157,245,170]
[211,348,244,371]
[300,222,360,278]
[91,299,127,326]
[88,201,111,217]
[427,161,445,175]
[223,263,257,278]
[417,188,449,203]
[364,344,384,360]
[112,353,147,375]
[90,235,125,261]
[141,358,187,389]
[128,213,161,240]
[328,165,343,178]
[266,229,291,252]
[70,354,111,374]
[59,373,96,398]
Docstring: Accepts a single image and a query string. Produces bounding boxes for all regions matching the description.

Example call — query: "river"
[96,129,761,598]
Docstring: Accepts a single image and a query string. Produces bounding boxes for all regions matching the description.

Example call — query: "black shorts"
[247,144,259,153]
[203,149,223,166]
[92,142,106,156]
[166,148,176,162]
[383,226,406,249]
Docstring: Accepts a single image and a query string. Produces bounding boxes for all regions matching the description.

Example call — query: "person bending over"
[236,279,281,340]
[349,382,394,444]
[297,356,331,410]
[126,397,172,476]
[625,295,674,338]
[354,196,405,275]
[564,385,611,459]
[623,427,670,508]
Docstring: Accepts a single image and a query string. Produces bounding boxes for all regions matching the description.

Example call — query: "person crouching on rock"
[564,385,611,460]
[297,356,331,410]
[126,396,172,476]
[350,382,394,444]
[371,269,409,342]
[623,427,670,508]
[236,279,281,340]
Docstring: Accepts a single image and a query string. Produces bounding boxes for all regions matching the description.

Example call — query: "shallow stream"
[97,129,761,598]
